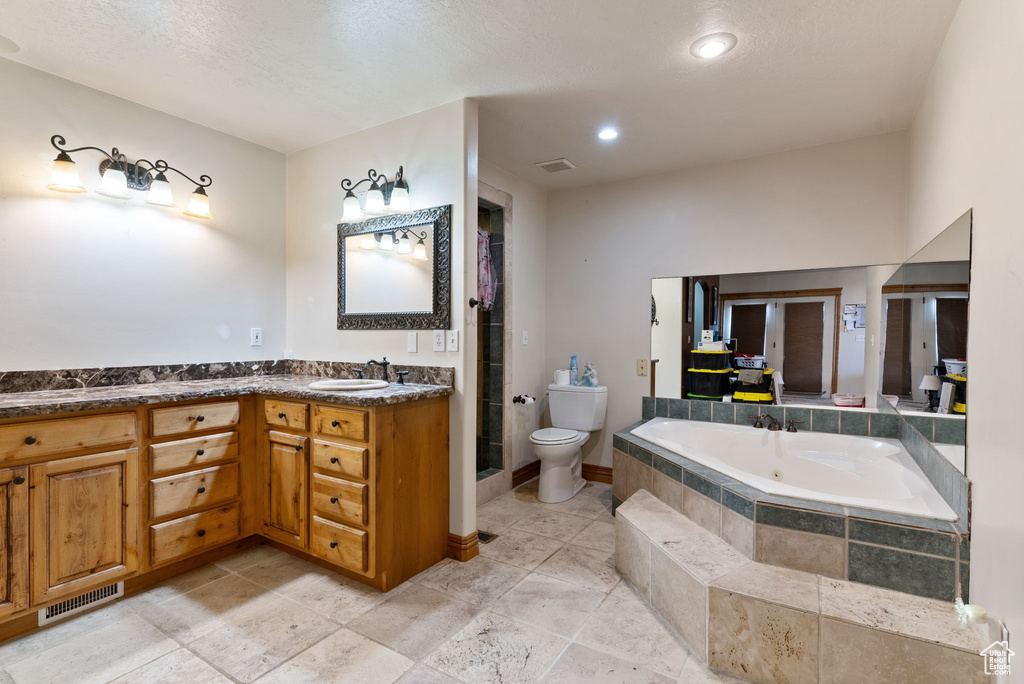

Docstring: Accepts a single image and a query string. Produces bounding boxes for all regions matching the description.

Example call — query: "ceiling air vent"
[535,158,577,173]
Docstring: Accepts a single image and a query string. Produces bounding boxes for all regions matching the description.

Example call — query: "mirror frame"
[337,204,452,330]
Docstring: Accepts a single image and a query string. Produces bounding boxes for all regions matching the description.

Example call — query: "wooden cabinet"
[264,399,308,431]
[0,467,29,620]
[29,449,138,605]
[151,401,240,438]
[150,504,240,567]
[264,431,307,549]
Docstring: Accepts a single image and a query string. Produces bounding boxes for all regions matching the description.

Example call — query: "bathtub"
[631,417,957,521]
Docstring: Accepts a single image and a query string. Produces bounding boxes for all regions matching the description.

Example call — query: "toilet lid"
[532,428,580,444]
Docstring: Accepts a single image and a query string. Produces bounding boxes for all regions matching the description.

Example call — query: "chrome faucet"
[366,357,390,382]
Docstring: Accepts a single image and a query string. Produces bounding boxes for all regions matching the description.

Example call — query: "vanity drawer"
[310,516,368,574]
[151,401,240,438]
[314,406,368,442]
[149,431,238,475]
[311,474,369,526]
[312,440,369,480]
[0,412,136,462]
[150,504,240,567]
[264,399,308,431]
[150,462,240,519]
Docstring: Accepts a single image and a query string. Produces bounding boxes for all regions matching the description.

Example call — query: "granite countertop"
[0,375,454,420]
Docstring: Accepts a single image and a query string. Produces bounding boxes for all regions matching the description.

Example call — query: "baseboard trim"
[512,461,540,487]
[447,532,480,562]
[582,464,613,484]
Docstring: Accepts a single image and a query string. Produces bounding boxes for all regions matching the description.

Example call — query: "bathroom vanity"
[0,376,451,640]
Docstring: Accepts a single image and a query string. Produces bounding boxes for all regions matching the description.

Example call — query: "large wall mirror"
[337,204,451,330]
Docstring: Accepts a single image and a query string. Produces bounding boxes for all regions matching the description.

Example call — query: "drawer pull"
[331,420,341,427]
[278,412,287,419]
[330,496,339,504]
[195,415,205,422]
[24,436,36,445]
[196,448,205,456]
[12,476,25,485]
[330,541,338,549]
[197,486,206,494]
[330,456,340,464]
[197,529,206,537]
[295,444,303,451]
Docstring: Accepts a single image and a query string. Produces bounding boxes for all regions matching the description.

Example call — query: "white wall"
[905,0,1024,649]
[285,99,479,537]
[651,277,684,398]
[478,160,548,472]
[546,132,908,467]
[0,59,286,369]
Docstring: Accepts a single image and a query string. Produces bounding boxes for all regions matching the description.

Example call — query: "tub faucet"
[748,413,767,429]
[366,357,390,382]
[787,420,804,433]
[765,414,783,431]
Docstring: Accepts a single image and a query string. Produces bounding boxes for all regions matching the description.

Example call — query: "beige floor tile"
[0,667,13,683]
[110,648,233,684]
[491,573,605,637]
[143,573,273,643]
[536,544,620,593]
[616,516,652,598]
[425,612,568,684]
[651,544,708,657]
[707,588,819,683]
[214,543,285,573]
[511,478,541,503]
[6,615,176,684]
[511,509,593,542]
[236,552,330,595]
[479,527,565,570]
[189,596,338,682]
[285,574,398,624]
[575,583,689,679]
[409,558,454,583]
[542,492,614,520]
[348,584,481,659]
[570,519,616,553]
[255,628,413,684]
[395,663,463,683]
[541,642,676,683]
[418,556,528,606]
[578,481,613,498]
[0,602,136,668]
[755,525,846,579]
[123,563,231,611]
[677,657,748,683]
[477,493,538,529]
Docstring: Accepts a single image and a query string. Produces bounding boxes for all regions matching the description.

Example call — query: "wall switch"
[637,359,648,376]
[433,330,445,352]
[522,330,529,345]
[447,330,460,352]
[407,332,418,353]
[250,328,263,347]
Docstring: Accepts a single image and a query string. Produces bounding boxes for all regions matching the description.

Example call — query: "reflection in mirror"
[880,209,971,414]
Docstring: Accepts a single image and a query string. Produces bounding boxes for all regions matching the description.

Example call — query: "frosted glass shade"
[341,194,363,223]
[397,234,412,254]
[183,188,212,219]
[379,232,395,250]
[96,167,131,199]
[47,158,85,193]
[413,239,427,261]
[360,233,376,249]
[389,185,410,213]
[363,186,385,215]
[145,174,175,206]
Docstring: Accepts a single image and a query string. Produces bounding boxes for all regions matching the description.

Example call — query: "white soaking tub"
[631,417,957,521]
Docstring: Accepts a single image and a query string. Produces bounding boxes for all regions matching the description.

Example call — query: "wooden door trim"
[882,283,968,294]
[0,468,29,619]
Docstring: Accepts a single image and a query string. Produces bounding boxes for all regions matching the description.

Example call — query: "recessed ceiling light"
[0,35,20,54]
[598,127,618,141]
[690,32,737,60]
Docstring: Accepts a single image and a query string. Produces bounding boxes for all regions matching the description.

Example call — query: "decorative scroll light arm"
[153,159,212,188]
[50,134,125,166]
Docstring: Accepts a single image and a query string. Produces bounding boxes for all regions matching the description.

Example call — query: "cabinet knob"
[197,529,206,537]
[196,448,205,456]
[24,436,36,445]
[197,486,206,494]
[329,541,338,549]
[330,457,339,464]
[278,412,287,419]
[295,444,303,451]
[331,420,340,427]
[330,496,339,504]
[195,415,205,422]
[12,476,25,485]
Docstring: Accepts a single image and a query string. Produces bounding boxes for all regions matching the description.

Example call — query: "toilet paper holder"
[513,394,535,405]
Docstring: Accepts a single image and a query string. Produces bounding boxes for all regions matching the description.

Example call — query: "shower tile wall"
[477,205,504,474]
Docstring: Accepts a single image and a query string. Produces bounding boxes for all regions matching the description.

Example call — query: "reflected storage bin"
[945,374,967,414]
[686,368,732,400]
[689,350,733,371]
[732,392,774,404]
[732,368,773,394]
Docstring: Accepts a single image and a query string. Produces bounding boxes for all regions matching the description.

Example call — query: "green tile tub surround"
[839,410,869,436]
[668,398,690,419]
[847,519,956,557]
[933,416,966,446]
[869,412,899,438]
[653,454,683,482]
[782,406,811,429]
[959,537,970,561]
[689,399,712,422]
[628,441,653,466]
[848,543,957,601]
[810,409,840,433]
[642,396,655,420]
[683,470,722,502]
[960,562,970,602]
[722,489,755,520]
[905,414,936,441]
[756,504,846,537]
[656,397,670,417]
[612,434,629,453]
[711,402,736,424]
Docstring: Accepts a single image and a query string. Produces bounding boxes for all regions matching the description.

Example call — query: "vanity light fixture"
[690,32,738,59]
[413,237,427,261]
[339,166,412,223]
[45,135,213,218]
[378,232,396,251]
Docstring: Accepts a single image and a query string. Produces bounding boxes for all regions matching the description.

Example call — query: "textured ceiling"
[0,0,958,189]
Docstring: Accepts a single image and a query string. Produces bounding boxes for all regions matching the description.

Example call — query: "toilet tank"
[548,383,608,431]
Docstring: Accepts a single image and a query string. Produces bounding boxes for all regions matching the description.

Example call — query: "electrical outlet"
[447,330,459,352]
[407,332,418,353]
[522,330,528,345]
[637,359,648,376]
[433,330,445,352]
[250,328,262,347]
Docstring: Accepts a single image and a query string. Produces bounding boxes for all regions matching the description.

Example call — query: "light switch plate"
[637,359,648,376]
[407,332,418,353]
[447,330,459,352]
[250,328,262,347]
[433,330,445,352]
[522,330,528,345]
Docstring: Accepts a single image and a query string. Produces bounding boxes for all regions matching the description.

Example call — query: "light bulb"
[690,32,737,59]
[379,232,394,251]
[341,193,363,223]
[397,233,412,254]
[96,166,131,199]
[698,40,726,58]
[389,184,411,213]
[183,186,212,219]
[413,239,427,261]
[47,153,85,193]
[364,183,386,215]
[360,233,376,249]
[145,172,175,206]
[598,127,618,140]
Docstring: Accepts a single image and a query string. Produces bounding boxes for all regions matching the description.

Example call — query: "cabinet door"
[264,431,307,549]
[30,449,138,605]
[0,468,29,619]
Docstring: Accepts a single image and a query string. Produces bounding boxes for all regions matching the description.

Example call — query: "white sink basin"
[307,379,390,391]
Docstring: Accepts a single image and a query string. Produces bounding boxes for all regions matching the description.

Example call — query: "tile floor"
[0,479,741,684]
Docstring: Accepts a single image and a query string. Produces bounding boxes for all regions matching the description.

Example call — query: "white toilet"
[529,383,608,503]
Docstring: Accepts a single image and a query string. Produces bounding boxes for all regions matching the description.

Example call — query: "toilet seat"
[530,427,581,445]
